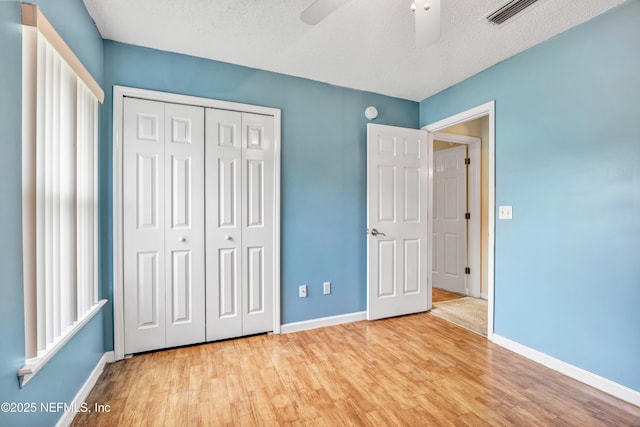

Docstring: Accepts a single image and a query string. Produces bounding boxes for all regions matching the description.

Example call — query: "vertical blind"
[26,33,99,359]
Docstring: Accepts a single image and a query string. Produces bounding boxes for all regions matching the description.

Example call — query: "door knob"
[225,235,232,241]
[179,236,186,242]
[370,228,386,237]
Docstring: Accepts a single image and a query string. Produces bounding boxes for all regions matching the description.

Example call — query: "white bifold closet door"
[205,109,274,341]
[123,98,205,354]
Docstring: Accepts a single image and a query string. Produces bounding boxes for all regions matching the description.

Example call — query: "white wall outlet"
[498,205,513,220]
[323,281,331,295]
[299,285,307,298]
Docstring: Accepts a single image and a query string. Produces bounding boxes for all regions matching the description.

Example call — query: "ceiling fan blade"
[300,0,350,25]
[415,0,441,47]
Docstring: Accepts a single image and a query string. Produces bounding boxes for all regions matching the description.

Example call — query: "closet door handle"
[225,235,233,241]
[179,236,186,242]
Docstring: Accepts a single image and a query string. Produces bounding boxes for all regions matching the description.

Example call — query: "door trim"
[432,132,481,298]
[112,86,282,361]
[423,100,495,339]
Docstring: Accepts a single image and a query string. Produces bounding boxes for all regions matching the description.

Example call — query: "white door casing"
[113,86,282,361]
[123,98,205,354]
[205,109,274,341]
[432,145,467,294]
[424,100,496,339]
[367,123,429,320]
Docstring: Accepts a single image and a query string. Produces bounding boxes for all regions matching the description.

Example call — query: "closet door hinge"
[464,212,471,220]
[464,157,471,165]
[464,267,471,275]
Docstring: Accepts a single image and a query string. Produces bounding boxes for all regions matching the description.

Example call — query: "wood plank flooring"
[433,287,467,303]
[72,314,640,426]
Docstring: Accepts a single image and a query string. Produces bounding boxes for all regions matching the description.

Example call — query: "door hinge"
[464,157,471,165]
[465,212,471,220]
[465,267,471,275]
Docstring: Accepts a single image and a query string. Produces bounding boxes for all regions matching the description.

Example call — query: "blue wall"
[100,42,419,348]
[1,0,417,420]
[420,0,640,391]
[4,0,636,422]
[0,1,107,426]
[36,0,104,84]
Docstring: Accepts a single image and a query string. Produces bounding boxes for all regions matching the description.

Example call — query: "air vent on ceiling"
[486,0,539,25]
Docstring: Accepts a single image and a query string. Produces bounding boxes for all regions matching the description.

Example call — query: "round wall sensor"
[365,106,378,120]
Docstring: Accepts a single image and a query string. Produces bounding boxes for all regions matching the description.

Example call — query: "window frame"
[19,3,106,388]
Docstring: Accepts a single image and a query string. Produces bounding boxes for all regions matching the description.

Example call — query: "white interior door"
[241,113,274,335]
[205,109,274,341]
[164,103,206,347]
[206,109,243,341]
[432,145,467,294]
[367,123,429,320]
[123,98,205,354]
[123,98,166,353]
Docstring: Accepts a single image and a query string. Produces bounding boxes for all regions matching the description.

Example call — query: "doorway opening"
[425,101,495,339]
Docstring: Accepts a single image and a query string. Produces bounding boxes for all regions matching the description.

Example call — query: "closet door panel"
[165,103,205,347]
[241,113,274,335]
[206,109,243,341]
[123,98,166,354]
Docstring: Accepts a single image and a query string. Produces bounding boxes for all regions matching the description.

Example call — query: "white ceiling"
[83,0,626,102]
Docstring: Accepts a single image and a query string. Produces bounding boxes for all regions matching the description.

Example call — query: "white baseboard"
[281,311,366,334]
[491,334,640,407]
[481,292,488,300]
[56,351,114,427]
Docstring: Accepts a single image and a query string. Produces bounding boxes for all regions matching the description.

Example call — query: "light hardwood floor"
[432,287,467,303]
[72,314,640,426]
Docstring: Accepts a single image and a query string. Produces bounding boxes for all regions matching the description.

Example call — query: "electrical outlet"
[498,205,513,220]
[299,285,307,298]
[323,282,331,295]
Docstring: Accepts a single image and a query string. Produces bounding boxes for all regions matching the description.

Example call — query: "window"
[19,4,105,387]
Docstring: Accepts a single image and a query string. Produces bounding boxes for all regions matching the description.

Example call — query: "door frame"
[112,86,282,361]
[432,132,481,298]
[424,101,495,339]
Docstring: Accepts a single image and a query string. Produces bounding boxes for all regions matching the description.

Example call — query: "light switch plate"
[323,282,331,295]
[498,205,513,220]
[299,285,307,298]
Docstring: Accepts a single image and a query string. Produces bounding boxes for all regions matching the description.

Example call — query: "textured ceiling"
[83,0,626,101]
